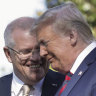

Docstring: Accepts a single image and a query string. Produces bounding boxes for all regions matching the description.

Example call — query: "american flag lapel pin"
[78,71,83,76]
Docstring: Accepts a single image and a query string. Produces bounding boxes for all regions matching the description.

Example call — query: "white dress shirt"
[11,72,44,96]
[70,41,96,74]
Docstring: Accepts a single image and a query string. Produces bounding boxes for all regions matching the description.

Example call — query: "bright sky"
[0,0,47,77]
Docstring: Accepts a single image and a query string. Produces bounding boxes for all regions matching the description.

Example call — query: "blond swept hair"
[32,1,94,44]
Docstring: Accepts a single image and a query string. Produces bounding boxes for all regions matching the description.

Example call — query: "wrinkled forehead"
[11,29,37,48]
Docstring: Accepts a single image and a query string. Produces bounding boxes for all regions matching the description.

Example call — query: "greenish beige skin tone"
[4,28,49,85]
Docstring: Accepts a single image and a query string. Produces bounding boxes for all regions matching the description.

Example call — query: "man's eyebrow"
[39,40,49,46]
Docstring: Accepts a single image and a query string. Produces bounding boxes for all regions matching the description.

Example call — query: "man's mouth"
[26,64,41,68]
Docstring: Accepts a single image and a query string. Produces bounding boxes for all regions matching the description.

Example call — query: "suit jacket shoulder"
[61,48,96,96]
[41,69,65,96]
[0,70,65,96]
[0,73,12,96]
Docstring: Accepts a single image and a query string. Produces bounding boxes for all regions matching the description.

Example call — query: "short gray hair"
[4,17,35,47]
[32,1,94,44]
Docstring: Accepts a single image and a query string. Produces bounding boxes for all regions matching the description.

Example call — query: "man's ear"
[3,47,12,63]
[70,28,78,46]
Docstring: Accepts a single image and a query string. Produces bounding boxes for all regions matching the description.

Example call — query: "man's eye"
[40,40,49,46]
[20,50,32,55]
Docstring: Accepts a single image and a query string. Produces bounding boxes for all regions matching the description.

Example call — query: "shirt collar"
[11,71,44,95]
[70,41,96,74]
[33,78,44,92]
[11,72,24,95]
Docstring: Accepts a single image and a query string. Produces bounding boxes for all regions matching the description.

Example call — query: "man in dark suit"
[0,17,64,96]
[31,1,96,96]
[0,69,64,96]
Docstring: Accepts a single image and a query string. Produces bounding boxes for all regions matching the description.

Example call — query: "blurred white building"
[0,0,47,77]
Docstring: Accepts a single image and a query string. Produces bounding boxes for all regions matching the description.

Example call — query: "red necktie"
[58,72,73,96]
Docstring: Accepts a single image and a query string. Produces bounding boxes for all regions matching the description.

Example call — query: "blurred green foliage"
[46,0,96,37]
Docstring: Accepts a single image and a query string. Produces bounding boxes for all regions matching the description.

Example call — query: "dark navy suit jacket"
[61,48,96,96]
[0,69,65,96]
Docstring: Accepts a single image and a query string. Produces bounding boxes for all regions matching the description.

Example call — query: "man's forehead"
[37,25,55,39]
[37,28,60,47]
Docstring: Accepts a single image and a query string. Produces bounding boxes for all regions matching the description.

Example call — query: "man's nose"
[29,49,40,61]
[40,45,48,57]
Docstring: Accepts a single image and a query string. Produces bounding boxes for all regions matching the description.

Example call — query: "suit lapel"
[61,48,96,96]
[61,62,88,96]
[41,79,59,96]
[41,70,65,96]
[0,73,12,96]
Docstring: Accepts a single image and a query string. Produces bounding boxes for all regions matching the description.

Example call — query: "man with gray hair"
[31,1,96,96]
[0,17,64,96]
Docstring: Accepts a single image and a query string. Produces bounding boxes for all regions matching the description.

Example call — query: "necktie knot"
[23,84,31,96]
[58,72,73,96]
[65,72,73,81]
[17,84,34,96]
[22,84,34,96]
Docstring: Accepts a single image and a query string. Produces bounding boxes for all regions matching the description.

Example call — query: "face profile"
[37,25,74,74]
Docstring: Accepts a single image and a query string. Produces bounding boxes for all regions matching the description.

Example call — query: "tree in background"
[46,0,96,37]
